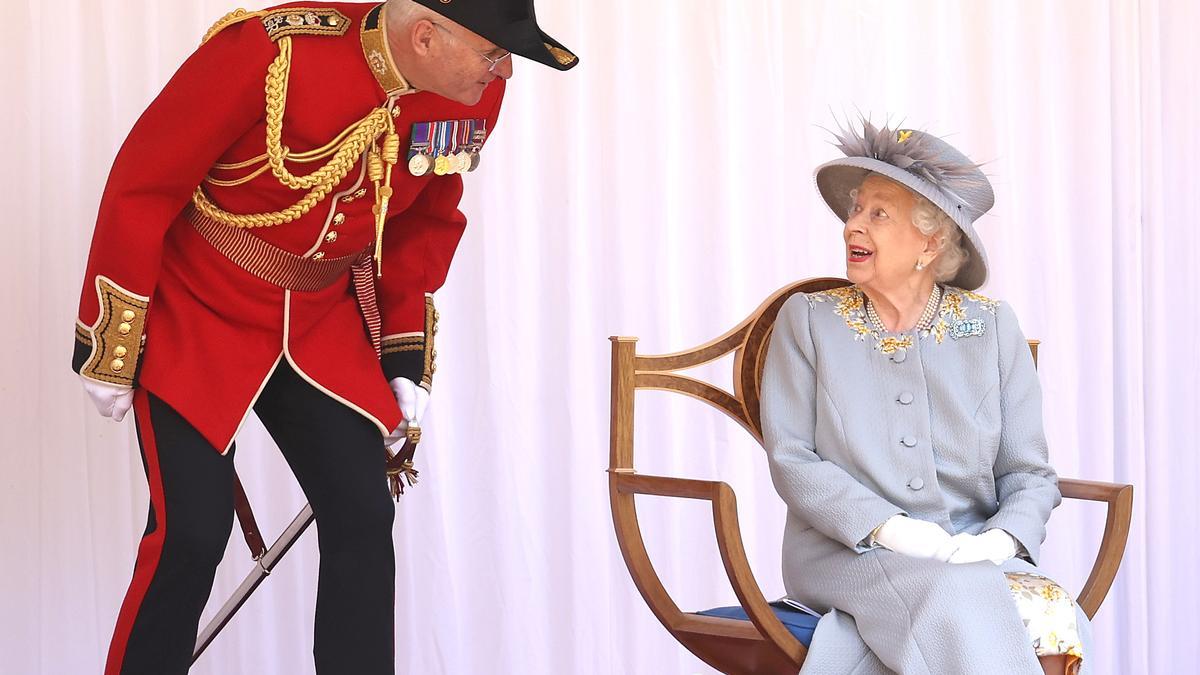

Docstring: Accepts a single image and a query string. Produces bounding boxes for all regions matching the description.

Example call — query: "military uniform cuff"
[382,334,426,386]
[76,277,149,387]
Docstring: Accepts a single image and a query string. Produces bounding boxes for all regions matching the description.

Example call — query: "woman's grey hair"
[847,186,969,284]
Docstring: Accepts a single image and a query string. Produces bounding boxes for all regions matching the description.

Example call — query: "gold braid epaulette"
[191,36,396,229]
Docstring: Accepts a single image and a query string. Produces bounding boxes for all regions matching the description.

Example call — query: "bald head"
[384,0,439,27]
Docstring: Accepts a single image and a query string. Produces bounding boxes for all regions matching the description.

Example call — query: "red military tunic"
[73,2,505,452]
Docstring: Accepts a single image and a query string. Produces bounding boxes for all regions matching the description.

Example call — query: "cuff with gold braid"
[380,295,438,389]
[73,277,150,387]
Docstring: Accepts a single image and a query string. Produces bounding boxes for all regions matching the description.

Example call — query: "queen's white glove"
[873,514,959,561]
[79,375,134,422]
[946,529,1018,565]
[384,377,430,447]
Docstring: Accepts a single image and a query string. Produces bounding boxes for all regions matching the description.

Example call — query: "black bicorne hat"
[413,0,579,71]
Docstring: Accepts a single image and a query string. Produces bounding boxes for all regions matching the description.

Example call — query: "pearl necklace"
[865,285,943,334]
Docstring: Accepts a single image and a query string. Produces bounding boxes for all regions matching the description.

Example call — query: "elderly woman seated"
[761,120,1090,674]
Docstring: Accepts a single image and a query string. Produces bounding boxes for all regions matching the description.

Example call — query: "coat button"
[333,213,346,225]
[109,358,125,373]
[897,391,914,405]
[121,310,136,322]
[113,345,128,358]
[901,435,917,447]
[891,350,907,363]
[907,477,925,490]
[118,322,132,335]
[325,231,338,243]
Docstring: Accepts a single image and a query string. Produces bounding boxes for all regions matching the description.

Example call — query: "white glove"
[79,375,134,422]
[384,377,430,447]
[946,529,1018,565]
[873,515,959,561]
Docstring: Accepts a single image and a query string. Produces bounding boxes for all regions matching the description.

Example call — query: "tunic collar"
[361,3,416,96]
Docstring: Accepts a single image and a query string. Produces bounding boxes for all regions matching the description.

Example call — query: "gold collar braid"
[191,36,401,273]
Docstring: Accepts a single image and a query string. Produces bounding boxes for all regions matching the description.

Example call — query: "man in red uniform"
[72,1,576,672]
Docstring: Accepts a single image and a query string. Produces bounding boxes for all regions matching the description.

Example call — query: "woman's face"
[843,175,936,291]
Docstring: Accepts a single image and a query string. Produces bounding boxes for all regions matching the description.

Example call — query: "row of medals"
[408,147,481,176]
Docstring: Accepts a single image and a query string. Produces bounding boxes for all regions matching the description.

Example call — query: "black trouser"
[106,364,395,675]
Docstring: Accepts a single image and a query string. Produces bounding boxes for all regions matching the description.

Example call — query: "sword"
[192,427,420,663]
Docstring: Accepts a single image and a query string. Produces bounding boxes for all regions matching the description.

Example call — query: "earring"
[915,259,927,271]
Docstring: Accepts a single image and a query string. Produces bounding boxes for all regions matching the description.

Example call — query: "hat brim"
[814,157,988,290]
[497,19,578,70]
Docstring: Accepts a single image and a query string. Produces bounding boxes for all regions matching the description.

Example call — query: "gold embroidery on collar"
[361,4,414,95]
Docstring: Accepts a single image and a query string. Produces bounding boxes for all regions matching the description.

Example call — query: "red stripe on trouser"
[104,390,167,675]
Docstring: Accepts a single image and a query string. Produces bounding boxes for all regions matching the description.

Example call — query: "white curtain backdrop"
[2,0,1196,673]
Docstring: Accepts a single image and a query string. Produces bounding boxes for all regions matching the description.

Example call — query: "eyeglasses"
[432,23,512,74]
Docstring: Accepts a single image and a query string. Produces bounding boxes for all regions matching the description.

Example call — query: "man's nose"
[496,56,514,80]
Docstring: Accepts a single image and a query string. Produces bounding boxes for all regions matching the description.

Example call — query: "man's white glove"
[873,514,959,561]
[79,375,135,422]
[946,528,1018,565]
[384,377,430,447]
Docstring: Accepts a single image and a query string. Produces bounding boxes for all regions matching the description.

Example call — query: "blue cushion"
[696,601,819,647]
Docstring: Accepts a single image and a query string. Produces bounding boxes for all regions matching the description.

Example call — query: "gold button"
[113,345,128,358]
[313,252,325,260]
[391,107,401,118]
[110,358,125,373]
[431,363,438,373]
[328,16,339,26]
[333,213,345,225]
[118,322,132,335]
[121,310,136,322]
[325,231,338,243]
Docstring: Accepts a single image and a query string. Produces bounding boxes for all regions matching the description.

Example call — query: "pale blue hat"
[814,119,994,290]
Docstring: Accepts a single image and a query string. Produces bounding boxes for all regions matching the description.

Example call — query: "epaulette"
[260,8,351,41]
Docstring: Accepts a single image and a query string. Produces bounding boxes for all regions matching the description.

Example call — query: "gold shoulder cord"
[191,29,401,270]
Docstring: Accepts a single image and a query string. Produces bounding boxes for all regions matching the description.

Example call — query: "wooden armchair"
[608,278,1133,674]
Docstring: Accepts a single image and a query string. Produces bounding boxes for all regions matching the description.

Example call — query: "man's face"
[425,21,513,105]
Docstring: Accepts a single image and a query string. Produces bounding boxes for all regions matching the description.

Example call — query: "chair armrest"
[1058,478,1134,619]
[611,472,807,664]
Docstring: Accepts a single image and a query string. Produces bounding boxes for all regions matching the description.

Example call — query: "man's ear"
[411,19,436,55]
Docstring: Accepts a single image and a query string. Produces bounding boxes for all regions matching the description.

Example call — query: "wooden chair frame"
[608,278,1133,674]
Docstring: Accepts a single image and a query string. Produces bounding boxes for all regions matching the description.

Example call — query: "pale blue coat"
[760,286,1092,674]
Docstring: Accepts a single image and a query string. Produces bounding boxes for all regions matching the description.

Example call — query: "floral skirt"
[1006,572,1084,672]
